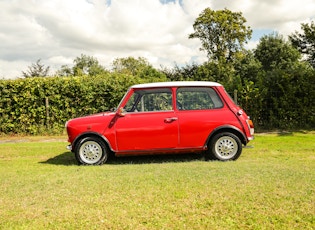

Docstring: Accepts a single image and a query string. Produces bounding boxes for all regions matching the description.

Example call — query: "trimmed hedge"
[1,72,314,134]
[0,74,143,134]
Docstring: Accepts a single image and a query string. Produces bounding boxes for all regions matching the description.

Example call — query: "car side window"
[176,87,223,110]
[124,92,140,112]
[124,88,173,112]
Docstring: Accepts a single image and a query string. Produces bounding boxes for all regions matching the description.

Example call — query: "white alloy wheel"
[79,140,103,164]
[209,132,242,161]
[214,136,238,160]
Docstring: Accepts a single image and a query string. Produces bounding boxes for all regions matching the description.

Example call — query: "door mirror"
[117,107,126,117]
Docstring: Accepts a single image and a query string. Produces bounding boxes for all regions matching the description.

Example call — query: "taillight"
[246,119,254,136]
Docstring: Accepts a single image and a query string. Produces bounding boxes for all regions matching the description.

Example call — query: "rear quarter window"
[176,87,223,110]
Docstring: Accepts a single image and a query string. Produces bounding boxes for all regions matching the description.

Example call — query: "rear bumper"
[66,144,72,151]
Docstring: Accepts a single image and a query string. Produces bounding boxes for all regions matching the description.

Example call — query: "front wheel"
[75,137,108,165]
[208,132,242,161]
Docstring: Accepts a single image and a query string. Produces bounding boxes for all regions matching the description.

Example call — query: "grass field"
[0,132,314,229]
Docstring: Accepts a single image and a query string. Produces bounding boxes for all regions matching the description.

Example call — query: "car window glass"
[176,87,223,110]
[124,92,141,112]
[124,88,173,112]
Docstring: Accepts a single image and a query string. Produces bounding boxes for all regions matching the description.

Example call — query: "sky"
[0,0,314,79]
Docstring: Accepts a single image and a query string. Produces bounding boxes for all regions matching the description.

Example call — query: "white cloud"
[0,0,314,78]
[0,60,29,79]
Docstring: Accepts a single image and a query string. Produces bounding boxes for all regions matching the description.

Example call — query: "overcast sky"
[1,0,314,79]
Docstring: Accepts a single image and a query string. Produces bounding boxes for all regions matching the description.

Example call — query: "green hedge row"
[1,73,314,134]
[0,74,143,134]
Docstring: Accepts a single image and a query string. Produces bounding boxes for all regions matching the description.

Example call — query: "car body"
[66,81,254,165]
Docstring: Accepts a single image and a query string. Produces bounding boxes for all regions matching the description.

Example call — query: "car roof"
[131,81,222,89]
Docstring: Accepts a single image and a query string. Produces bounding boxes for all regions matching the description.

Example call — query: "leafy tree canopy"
[22,59,50,78]
[111,57,150,75]
[111,57,166,81]
[189,8,252,63]
[73,54,107,76]
[254,33,301,71]
[57,54,107,77]
[289,21,315,68]
[232,50,263,83]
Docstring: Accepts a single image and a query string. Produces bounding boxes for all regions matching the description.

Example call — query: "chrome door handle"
[164,117,178,123]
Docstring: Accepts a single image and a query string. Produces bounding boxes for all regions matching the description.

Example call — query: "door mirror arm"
[117,107,126,117]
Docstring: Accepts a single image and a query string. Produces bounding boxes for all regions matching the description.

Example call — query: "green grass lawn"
[0,133,314,229]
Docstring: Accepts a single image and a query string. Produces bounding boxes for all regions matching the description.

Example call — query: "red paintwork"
[66,82,254,156]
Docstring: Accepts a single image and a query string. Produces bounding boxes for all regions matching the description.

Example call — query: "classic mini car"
[66,81,254,165]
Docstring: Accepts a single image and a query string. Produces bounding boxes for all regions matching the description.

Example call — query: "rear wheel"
[75,137,108,165]
[208,132,242,161]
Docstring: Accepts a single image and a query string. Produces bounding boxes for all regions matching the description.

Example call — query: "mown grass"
[0,132,314,229]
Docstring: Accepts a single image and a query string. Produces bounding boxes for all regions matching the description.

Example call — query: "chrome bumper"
[248,136,255,141]
[66,145,72,151]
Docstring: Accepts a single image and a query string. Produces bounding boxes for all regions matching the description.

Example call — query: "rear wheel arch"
[205,127,246,161]
[206,126,247,147]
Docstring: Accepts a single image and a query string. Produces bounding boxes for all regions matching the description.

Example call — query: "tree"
[189,8,252,62]
[56,65,73,77]
[254,33,300,71]
[57,54,107,77]
[111,57,151,75]
[73,54,106,76]
[232,50,263,83]
[161,63,201,81]
[289,21,315,68]
[111,57,166,81]
[22,59,50,78]
[253,33,314,129]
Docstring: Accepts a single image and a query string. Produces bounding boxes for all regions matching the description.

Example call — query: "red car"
[66,81,254,165]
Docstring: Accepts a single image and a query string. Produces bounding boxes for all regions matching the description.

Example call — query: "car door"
[115,88,179,152]
[175,87,227,148]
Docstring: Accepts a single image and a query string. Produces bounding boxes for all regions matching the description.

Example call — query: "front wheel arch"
[73,132,113,153]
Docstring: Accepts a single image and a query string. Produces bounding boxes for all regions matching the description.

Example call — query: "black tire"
[208,132,242,161]
[75,137,108,165]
